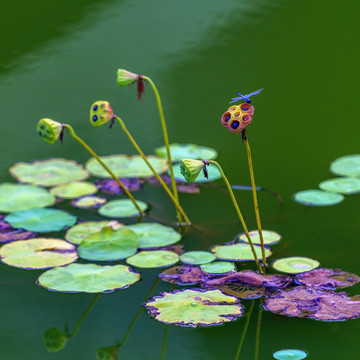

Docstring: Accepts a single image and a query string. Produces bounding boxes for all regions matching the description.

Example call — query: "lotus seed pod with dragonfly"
[37,118,63,144]
[90,101,114,127]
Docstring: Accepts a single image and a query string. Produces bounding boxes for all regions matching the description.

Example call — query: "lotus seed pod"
[117,69,138,86]
[221,103,254,133]
[37,118,63,144]
[43,327,68,352]
[180,159,205,183]
[90,101,114,127]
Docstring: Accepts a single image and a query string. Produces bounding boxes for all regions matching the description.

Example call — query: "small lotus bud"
[180,159,205,183]
[90,101,114,127]
[37,118,63,144]
[117,69,138,86]
[96,346,119,360]
[43,327,68,353]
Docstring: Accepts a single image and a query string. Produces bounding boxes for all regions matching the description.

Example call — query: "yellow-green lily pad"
[272,257,320,274]
[319,177,360,194]
[211,243,272,262]
[293,189,344,206]
[330,154,360,177]
[180,251,216,265]
[71,195,107,209]
[126,250,179,268]
[98,199,147,218]
[200,261,236,274]
[238,230,281,245]
[155,143,218,161]
[273,349,308,360]
[173,162,221,183]
[50,181,98,199]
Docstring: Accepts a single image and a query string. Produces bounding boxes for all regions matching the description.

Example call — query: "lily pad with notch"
[71,195,107,209]
[211,243,272,262]
[98,199,148,218]
[126,250,179,268]
[155,143,218,161]
[238,230,281,245]
[293,189,344,206]
[330,154,360,177]
[272,257,320,274]
[50,181,98,199]
[318,177,360,194]
[180,251,216,265]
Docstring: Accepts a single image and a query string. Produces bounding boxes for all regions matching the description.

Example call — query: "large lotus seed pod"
[90,101,114,127]
[117,69,138,86]
[37,118,63,144]
[221,103,254,133]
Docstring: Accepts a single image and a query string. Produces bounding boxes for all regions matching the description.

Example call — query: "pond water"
[1,0,360,359]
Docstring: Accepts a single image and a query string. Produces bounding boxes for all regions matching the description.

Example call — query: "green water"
[1,0,359,358]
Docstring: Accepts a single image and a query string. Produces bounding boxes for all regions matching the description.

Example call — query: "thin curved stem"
[159,325,169,360]
[208,160,262,273]
[254,300,263,360]
[113,116,190,225]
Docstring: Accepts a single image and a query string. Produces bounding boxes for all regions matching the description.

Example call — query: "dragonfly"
[229,88,263,104]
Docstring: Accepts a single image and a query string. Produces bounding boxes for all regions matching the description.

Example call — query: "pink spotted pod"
[221,103,254,133]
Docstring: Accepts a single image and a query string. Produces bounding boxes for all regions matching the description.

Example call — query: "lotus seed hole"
[230,106,236,111]
[93,115,98,122]
[231,121,240,129]
[242,115,251,122]
[101,103,105,108]
[93,105,98,111]
[223,112,231,122]
[234,112,240,117]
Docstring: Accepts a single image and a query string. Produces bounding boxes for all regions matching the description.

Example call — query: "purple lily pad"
[95,178,143,195]
[0,216,36,243]
[146,175,200,194]
[202,283,268,299]
[159,265,208,285]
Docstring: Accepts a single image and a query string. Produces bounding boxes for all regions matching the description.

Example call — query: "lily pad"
[96,178,143,195]
[98,199,147,218]
[127,223,181,248]
[86,154,168,178]
[37,263,140,293]
[319,177,360,194]
[273,349,308,360]
[0,238,77,269]
[50,181,98,199]
[180,251,216,265]
[272,257,320,274]
[211,243,272,262]
[126,250,179,268]
[155,143,218,161]
[330,154,360,177]
[293,189,344,206]
[159,265,207,285]
[71,195,107,209]
[173,162,221,183]
[5,208,77,233]
[9,159,89,187]
[238,230,281,245]
[203,283,267,299]
[145,288,243,327]
[78,227,138,261]
[200,261,236,274]
[65,220,123,245]
[0,183,56,212]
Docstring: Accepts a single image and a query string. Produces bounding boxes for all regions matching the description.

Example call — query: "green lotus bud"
[37,118,63,144]
[43,327,68,353]
[180,159,205,183]
[96,346,119,360]
[117,69,138,86]
[90,101,114,127]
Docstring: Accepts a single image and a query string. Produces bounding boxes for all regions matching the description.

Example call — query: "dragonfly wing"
[244,89,263,98]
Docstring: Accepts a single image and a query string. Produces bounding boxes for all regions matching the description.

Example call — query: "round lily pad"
[85,154,168,178]
[204,283,267,299]
[65,220,123,245]
[50,181,98,199]
[155,143,218,161]
[272,257,320,274]
[173,162,221,183]
[37,263,140,293]
[211,243,272,262]
[126,250,179,268]
[159,265,207,285]
[71,195,107,209]
[9,159,89,187]
[5,208,77,233]
[180,251,216,265]
[127,223,181,248]
[0,183,56,213]
[0,238,77,269]
[98,199,147,218]
[319,177,360,194]
[145,288,243,327]
[330,154,360,177]
[293,189,344,206]
[78,227,138,261]
[200,261,236,274]
[238,230,281,245]
[273,349,308,360]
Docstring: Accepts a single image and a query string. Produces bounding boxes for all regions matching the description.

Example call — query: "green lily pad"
[65,220,123,245]
[273,349,308,360]
[293,189,344,206]
[78,227,138,261]
[71,195,107,209]
[180,251,216,265]
[155,143,218,161]
[0,183,55,213]
[85,154,168,178]
[50,181,98,199]
[173,162,221,183]
[9,159,89,187]
[272,257,320,274]
[200,261,236,274]
[127,223,181,248]
[37,263,140,293]
[145,288,243,327]
[5,208,77,233]
[238,230,281,245]
[0,238,77,269]
[330,154,360,177]
[98,199,147,218]
[211,243,272,261]
[319,177,360,194]
[126,250,179,268]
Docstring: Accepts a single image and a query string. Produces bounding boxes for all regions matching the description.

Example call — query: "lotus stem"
[159,325,169,360]
[63,124,145,217]
[254,300,263,360]
[113,116,190,225]
[208,160,263,273]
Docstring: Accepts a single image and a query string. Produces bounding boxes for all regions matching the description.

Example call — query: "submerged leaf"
[293,189,344,206]
[126,250,179,268]
[50,181,98,199]
[155,143,218,161]
[98,199,147,218]
[272,257,320,274]
[159,265,207,285]
[319,177,360,194]
[203,283,267,299]
[211,243,272,262]
[330,154,360,177]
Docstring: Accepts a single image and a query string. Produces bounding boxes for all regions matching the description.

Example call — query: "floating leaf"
[71,195,107,209]
[38,263,140,293]
[98,199,147,218]
[126,223,181,248]
[0,216,36,243]
[200,261,236,274]
[155,143,218,161]
[5,208,77,233]
[293,189,344,206]
[203,283,267,299]
[173,162,221,183]
[9,159,89,187]
[238,230,281,245]
[319,177,360,194]
[273,349,308,360]
[272,257,320,274]
[126,250,179,268]
[211,243,272,261]
[43,327,68,353]
[86,154,168,178]
[180,251,216,265]
[78,227,138,261]
[50,181,98,199]
[0,238,77,269]
[145,288,243,327]
[330,154,360,177]
[0,183,55,212]
[159,265,207,285]
[95,178,143,195]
